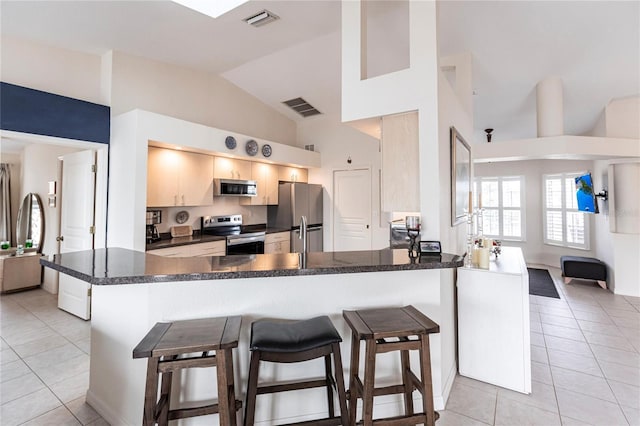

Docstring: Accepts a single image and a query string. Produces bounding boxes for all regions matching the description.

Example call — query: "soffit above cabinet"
[125,109,320,168]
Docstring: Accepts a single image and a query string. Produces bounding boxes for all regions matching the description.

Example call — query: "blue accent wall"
[0,82,110,144]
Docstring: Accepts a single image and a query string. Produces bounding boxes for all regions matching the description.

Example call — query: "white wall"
[109,51,297,146]
[593,160,640,296]
[341,0,458,406]
[438,55,474,257]
[475,159,597,267]
[1,36,105,104]
[297,115,388,250]
[1,37,299,148]
[606,96,640,139]
[21,144,81,293]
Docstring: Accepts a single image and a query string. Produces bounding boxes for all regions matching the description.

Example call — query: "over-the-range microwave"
[213,179,257,197]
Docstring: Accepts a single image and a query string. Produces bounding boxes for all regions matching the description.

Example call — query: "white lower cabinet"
[148,240,226,257]
[189,241,226,257]
[457,247,531,394]
[264,232,290,254]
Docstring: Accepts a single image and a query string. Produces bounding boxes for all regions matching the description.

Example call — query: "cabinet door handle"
[174,195,177,205]
[181,195,185,205]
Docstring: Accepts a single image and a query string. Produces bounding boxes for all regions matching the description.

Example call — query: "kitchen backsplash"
[152,198,267,233]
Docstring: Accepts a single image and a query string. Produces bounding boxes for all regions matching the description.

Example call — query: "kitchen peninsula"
[42,248,462,425]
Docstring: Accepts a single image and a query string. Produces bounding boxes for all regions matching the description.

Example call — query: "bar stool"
[343,305,440,426]
[133,316,242,426]
[244,315,349,426]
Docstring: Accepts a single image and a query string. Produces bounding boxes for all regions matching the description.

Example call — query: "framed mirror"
[451,126,471,226]
[16,193,45,253]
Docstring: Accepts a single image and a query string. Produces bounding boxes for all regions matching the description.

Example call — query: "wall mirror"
[16,193,45,252]
[451,126,471,226]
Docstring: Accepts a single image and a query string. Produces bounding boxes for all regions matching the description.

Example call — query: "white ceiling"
[1,0,638,146]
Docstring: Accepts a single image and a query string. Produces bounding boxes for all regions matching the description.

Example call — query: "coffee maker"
[146,210,161,243]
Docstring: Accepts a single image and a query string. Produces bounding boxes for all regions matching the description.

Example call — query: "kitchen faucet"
[299,215,308,253]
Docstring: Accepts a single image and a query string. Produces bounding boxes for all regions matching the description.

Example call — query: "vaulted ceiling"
[2,0,638,144]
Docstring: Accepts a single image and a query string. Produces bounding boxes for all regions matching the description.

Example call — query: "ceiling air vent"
[244,9,279,27]
[283,97,322,118]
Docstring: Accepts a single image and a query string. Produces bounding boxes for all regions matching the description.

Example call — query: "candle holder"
[405,215,421,259]
[475,206,484,239]
[464,210,475,268]
[407,229,420,259]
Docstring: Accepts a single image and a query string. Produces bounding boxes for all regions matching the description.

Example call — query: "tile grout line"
[2,293,93,425]
[544,268,630,425]
[559,274,634,425]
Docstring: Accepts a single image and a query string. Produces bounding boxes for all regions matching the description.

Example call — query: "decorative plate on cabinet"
[225,136,237,150]
[175,210,190,224]
[261,144,272,158]
[245,139,259,156]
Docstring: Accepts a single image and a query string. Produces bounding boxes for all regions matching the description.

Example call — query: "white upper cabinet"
[147,146,214,207]
[381,111,419,212]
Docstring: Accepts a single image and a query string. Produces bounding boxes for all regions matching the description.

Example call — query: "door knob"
[56,236,64,242]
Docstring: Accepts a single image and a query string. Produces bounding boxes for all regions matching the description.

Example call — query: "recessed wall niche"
[361,0,410,80]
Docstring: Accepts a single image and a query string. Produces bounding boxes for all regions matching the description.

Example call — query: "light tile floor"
[1,289,108,425]
[441,265,640,426]
[1,265,638,425]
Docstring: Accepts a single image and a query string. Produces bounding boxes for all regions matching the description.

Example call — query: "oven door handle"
[227,236,265,246]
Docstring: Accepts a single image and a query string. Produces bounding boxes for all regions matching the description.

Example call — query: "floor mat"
[528,268,560,299]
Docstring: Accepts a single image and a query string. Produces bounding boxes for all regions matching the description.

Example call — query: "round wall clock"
[225,136,237,150]
[261,144,272,158]
[245,139,259,156]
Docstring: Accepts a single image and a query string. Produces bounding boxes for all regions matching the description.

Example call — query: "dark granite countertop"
[41,247,463,285]
[145,225,292,251]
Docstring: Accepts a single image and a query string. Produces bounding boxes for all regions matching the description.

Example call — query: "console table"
[0,251,42,293]
[457,247,531,394]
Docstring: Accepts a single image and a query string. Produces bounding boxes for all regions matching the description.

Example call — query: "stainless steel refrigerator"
[268,182,323,252]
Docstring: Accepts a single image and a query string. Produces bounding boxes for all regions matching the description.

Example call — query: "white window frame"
[474,175,526,242]
[542,172,590,250]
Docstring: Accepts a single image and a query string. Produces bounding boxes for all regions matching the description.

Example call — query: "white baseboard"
[439,361,458,409]
[86,389,130,426]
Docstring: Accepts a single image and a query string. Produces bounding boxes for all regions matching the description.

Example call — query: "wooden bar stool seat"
[343,305,440,426]
[244,315,349,426]
[133,316,242,426]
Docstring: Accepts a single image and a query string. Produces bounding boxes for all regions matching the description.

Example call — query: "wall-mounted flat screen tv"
[575,173,599,214]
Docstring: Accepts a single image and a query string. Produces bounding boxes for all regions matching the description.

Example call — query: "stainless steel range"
[201,214,265,255]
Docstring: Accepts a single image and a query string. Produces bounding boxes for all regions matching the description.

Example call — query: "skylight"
[172,0,248,18]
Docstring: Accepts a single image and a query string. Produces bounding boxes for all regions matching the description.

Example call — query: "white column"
[536,77,564,137]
